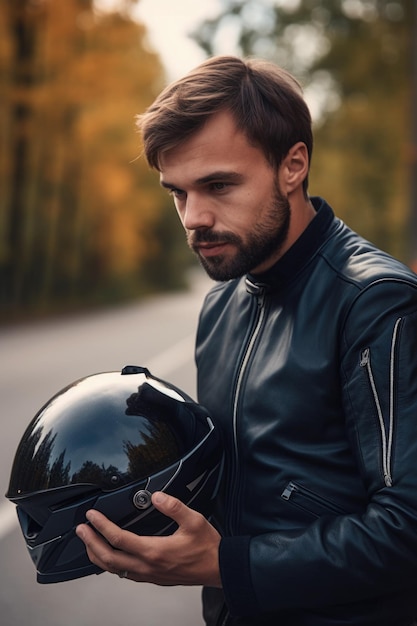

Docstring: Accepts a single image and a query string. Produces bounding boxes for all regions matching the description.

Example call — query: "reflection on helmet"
[6,366,223,584]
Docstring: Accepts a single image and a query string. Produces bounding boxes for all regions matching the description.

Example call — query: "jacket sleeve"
[219,278,417,616]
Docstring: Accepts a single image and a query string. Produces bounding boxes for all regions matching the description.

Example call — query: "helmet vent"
[20,512,42,541]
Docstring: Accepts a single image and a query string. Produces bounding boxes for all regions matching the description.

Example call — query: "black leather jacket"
[196,198,417,626]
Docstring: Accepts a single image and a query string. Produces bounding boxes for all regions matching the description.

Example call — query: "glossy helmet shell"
[6,366,223,584]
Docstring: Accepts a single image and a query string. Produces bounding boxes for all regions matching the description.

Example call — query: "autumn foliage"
[0,0,190,321]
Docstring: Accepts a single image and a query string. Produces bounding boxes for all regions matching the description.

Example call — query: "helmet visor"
[7,371,200,497]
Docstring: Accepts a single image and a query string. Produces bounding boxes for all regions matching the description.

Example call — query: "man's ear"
[280,142,309,194]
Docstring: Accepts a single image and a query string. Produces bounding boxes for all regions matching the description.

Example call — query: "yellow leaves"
[86,161,166,279]
[91,162,135,204]
[0,0,184,316]
[94,206,148,276]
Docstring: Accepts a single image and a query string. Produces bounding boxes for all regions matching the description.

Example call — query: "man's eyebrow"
[160,179,177,190]
[160,171,244,189]
[195,171,244,185]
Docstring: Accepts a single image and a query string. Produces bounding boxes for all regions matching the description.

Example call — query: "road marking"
[0,333,195,540]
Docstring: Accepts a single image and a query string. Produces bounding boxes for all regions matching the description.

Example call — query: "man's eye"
[169,188,185,198]
[211,182,228,191]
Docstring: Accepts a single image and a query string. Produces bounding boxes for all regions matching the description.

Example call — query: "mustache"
[187,229,241,248]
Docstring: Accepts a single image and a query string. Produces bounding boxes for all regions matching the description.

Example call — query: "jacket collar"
[246,197,336,292]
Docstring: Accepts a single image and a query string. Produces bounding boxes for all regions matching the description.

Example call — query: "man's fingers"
[151,491,200,529]
[84,510,122,545]
[76,514,138,576]
[76,495,199,554]
[77,510,137,554]
[75,499,221,587]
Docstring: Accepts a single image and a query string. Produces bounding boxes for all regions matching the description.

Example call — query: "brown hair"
[137,55,313,193]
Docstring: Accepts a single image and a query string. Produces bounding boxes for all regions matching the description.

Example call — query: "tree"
[192,0,415,263]
[0,0,189,320]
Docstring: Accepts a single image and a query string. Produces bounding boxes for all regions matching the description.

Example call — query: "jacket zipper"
[359,317,402,487]
[228,280,267,533]
[281,481,347,516]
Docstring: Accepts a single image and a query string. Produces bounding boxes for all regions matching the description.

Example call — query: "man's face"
[159,110,291,281]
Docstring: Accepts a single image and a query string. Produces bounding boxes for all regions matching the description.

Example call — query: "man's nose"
[182,194,214,231]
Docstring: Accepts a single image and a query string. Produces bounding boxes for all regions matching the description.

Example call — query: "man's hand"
[75,491,222,588]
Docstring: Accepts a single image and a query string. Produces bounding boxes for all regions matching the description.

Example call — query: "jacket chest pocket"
[281,481,347,518]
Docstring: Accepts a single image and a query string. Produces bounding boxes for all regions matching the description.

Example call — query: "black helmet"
[6,365,223,584]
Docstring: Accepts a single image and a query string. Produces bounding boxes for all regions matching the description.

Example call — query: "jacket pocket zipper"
[359,317,402,487]
[281,481,347,517]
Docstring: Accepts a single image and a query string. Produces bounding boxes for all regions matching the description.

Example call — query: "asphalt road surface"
[0,269,214,626]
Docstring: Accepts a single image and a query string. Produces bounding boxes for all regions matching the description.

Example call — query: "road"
[0,269,214,626]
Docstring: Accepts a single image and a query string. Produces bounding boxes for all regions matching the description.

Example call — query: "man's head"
[137,55,313,196]
[137,56,315,280]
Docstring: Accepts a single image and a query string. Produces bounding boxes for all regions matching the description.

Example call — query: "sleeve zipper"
[359,317,402,487]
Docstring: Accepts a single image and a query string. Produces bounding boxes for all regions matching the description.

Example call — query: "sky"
[96,0,227,81]
[134,0,225,80]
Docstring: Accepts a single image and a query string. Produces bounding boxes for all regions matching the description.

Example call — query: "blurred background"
[0,1,416,624]
[0,0,416,324]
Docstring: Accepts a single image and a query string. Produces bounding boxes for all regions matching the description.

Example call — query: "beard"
[187,182,291,282]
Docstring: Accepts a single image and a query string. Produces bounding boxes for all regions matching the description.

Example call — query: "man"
[76,56,417,625]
